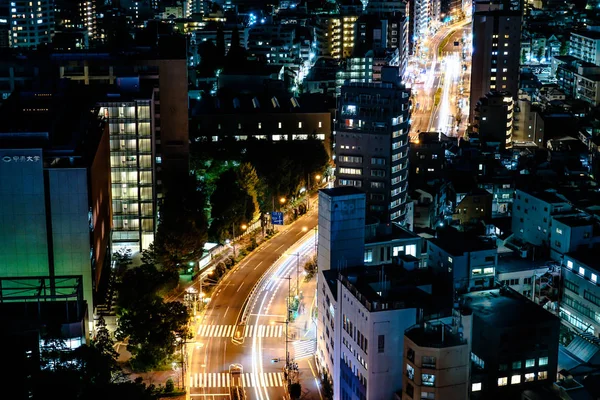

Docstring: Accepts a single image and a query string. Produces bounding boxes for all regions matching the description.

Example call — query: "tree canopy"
[154,175,209,269]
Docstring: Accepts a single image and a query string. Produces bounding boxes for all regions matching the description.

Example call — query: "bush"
[224,257,233,268]
[289,382,301,399]
[165,378,175,393]
[228,255,236,266]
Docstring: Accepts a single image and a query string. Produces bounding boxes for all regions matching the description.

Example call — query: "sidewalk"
[290,277,323,400]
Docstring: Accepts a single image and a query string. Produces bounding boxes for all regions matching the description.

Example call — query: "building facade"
[469,3,521,122]
[335,67,411,223]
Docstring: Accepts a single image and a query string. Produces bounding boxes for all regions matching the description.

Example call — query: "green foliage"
[30,322,159,399]
[321,371,334,400]
[116,264,177,310]
[536,45,545,60]
[289,382,302,399]
[165,378,175,393]
[154,176,209,270]
[117,298,190,371]
[560,40,568,56]
[303,256,317,282]
[209,169,256,241]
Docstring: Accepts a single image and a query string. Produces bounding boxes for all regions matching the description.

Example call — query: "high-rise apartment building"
[335,67,411,224]
[469,1,521,122]
[9,0,55,48]
[316,15,359,59]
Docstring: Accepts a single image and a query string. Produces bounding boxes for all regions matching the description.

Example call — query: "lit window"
[504,51,508,55]
[278,122,282,129]
[490,85,496,89]
[298,122,303,128]
[393,246,404,256]
[593,274,598,283]
[258,122,262,129]
[364,249,373,263]
[539,357,548,366]
[319,121,322,128]
[567,260,573,269]
[524,373,534,382]
[503,68,508,72]
[556,228,562,234]
[472,383,482,392]
[472,269,482,275]
[512,361,521,369]
[525,359,535,368]
[498,377,508,386]
[484,267,495,274]
[579,267,585,276]
[407,364,415,380]
[511,375,521,384]
[538,371,547,380]
[422,374,435,386]
[448,257,453,264]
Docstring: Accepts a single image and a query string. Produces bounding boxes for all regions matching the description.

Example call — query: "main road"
[409,18,471,140]
[188,206,318,400]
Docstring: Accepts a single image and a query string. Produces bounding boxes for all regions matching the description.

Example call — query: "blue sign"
[271,212,284,225]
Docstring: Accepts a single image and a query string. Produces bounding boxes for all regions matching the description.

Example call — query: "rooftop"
[337,264,434,312]
[192,93,334,115]
[429,228,496,256]
[405,319,467,348]
[567,251,600,270]
[496,254,553,274]
[572,30,600,40]
[461,288,558,327]
[554,215,595,228]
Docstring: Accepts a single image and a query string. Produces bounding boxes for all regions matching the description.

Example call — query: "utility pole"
[232,222,236,259]
[284,275,291,373]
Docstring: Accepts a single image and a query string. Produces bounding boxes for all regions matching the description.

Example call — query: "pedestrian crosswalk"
[293,339,316,360]
[197,324,284,338]
[190,372,284,388]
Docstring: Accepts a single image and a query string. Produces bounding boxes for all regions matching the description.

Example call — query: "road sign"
[271,211,284,225]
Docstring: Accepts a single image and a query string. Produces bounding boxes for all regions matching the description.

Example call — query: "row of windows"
[473,371,548,391]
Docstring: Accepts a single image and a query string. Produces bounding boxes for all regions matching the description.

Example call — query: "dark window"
[406,383,414,398]
[378,335,385,353]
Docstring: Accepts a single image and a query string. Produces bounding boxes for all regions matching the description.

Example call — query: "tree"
[536,45,545,61]
[560,40,568,56]
[116,297,191,371]
[289,382,302,399]
[154,176,209,270]
[116,264,173,309]
[209,169,256,241]
[237,162,261,220]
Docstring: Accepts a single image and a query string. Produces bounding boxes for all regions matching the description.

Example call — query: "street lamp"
[232,223,248,259]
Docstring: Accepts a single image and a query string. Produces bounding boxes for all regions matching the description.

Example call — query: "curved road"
[188,208,318,400]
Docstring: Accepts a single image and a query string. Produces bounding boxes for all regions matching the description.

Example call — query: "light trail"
[249,231,317,400]
[437,54,461,133]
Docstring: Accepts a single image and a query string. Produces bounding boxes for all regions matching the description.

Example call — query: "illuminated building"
[469,1,521,122]
[472,91,515,149]
[0,87,112,336]
[316,15,358,59]
[9,0,55,48]
[335,67,411,224]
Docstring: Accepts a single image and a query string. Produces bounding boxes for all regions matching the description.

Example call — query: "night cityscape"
[1,0,600,399]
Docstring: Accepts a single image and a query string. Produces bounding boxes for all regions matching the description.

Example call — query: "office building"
[192,93,332,152]
[98,84,158,253]
[472,91,514,149]
[52,40,189,190]
[335,67,411,224]
[463,288,559,399]
[560,251,600,335]
[0,87,112,335]
[469,2,521,122]
[9,0,55,48]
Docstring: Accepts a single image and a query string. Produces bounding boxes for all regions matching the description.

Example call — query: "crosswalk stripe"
[244,325,249,337]
[278,325,283,337]
[189,372,285,388]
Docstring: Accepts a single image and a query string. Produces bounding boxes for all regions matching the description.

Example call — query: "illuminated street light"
[280,197,286,204]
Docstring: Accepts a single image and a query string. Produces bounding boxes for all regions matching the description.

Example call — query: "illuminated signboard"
[2,155,41,163]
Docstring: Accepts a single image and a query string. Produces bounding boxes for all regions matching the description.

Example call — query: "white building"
[569,30,600,67]
[318,266,430,400]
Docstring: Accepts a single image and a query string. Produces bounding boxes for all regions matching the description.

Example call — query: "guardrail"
[232,229,316,345]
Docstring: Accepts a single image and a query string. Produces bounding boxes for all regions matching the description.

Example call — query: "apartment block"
[335,67,411,223]
[569,30,600,67]
[561,252,600,335]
